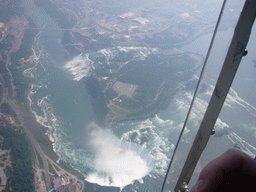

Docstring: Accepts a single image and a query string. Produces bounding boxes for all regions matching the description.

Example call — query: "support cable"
[161,1,227,191]
[162,0,256,191]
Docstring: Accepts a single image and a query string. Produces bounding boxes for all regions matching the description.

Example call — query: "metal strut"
[174,0,256,191]
[161,0,227,191]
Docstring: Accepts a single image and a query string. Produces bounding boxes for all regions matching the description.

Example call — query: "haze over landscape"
[0,0,256,192]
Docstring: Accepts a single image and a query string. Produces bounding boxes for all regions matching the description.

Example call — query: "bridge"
[24,27,73,31]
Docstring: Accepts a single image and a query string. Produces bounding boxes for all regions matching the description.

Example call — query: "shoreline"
[96,52,204,125]
[27,80,86,176]
[21,46,87,188]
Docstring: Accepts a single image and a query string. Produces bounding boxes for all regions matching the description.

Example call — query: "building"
[0,168,7,191]
[132,17,149,25]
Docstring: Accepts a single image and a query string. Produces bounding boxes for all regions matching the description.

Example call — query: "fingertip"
[190,180,205,192]
[195,180,205,192]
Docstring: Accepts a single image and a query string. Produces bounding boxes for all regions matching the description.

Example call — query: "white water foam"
[28,36,256,191]
[86,123,153,188]
[121,117,175,177]
[175,80,256,160]
[64,53,94,81]
[64,46,156,82]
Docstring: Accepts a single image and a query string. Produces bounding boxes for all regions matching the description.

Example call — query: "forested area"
[0,103,17,118]
[101,52,198,123]
[0,84,3,102]
[9,28,37,104]
[0,125,35,192]
[116,54,176,108]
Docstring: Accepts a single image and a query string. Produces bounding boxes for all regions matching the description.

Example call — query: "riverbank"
[85,51,203,125]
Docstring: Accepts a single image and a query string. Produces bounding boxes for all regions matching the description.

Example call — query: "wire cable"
[161,0,227,191]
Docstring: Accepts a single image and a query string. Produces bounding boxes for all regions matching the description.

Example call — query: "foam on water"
[64,46,156,82]
[172,79,256,158]
[121,118,175,177]
[64,53,94,81]
[86,123,154,188]
[98,48,118,63]
[27,34,256,191]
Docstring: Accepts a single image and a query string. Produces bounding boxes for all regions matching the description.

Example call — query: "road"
[0,76,52,191]
[0,76,7,105]
[7,97,52,191]
[1,76,86,191]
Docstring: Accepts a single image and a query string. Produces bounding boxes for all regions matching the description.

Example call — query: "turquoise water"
[21,0,65,66]
[20,0,256,191]
[21,0,94,148]
[21,1,180,189]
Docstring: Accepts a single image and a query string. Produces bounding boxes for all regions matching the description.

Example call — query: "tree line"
[0,125,35,192]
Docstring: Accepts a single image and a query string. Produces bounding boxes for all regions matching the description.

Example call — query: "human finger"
[190,148,256,192]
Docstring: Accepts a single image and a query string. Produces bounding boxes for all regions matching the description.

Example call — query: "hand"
[190,148,256,192]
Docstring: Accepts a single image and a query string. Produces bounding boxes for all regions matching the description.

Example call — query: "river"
[20,0,256,191]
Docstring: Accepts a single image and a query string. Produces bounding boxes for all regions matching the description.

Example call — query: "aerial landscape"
[1,0,256,192]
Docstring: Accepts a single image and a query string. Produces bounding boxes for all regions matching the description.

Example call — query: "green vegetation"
[0,54,12,100]
[34,0,77,29]
[117,56,171,106]
[0,54,8,74]
[36,150,44,169]
[2,74,13,99]
[10,29,37,104]
[0,15,36,104]
[53,164,61,172]
[99,52,198,124]
[8,65,33,103]
[0,34,15,51]
[11,30,37,65]
[106,54,176,110]
[4,166,12,177]
[58,160,84,180]
[47,159,56,174]
[0,125,34,192]
[0,2,37,104]
[0,103,16,118]
[0,84,3,103]
[41,171,46,182]
[40,143,59,162]
[112,50,136,63]
[0,104,20,126]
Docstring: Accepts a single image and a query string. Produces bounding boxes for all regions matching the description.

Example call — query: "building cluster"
[50,173,77,192]
[0,148,10,191]
[57,0,228,46]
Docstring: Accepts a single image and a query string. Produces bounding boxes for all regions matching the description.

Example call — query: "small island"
[0,0,228,191]
[80,50,203,125]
